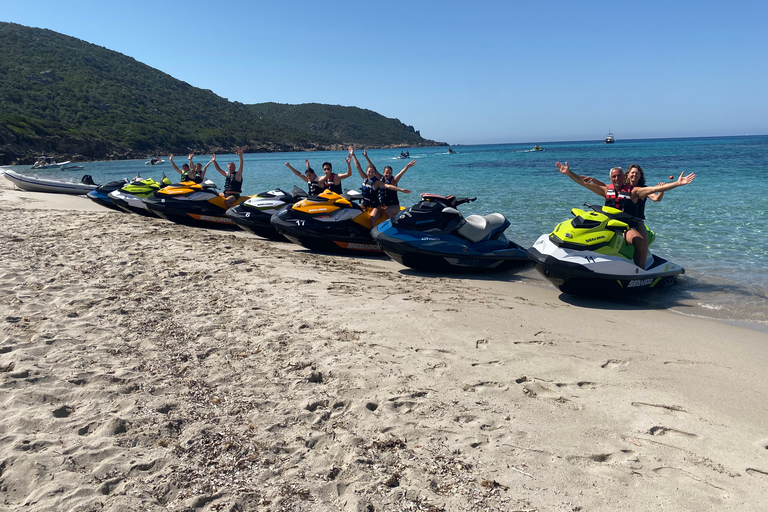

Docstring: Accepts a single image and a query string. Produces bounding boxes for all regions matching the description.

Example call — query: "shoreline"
[2,180,768,510]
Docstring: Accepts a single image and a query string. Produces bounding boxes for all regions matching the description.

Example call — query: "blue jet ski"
[86,177,129,211]
[371,193,529,271]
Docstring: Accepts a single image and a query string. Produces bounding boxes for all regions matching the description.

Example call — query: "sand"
[2,174,768,511]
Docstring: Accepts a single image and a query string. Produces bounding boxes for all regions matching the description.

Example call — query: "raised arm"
[339,154,353,179]
[393,160,416,184]
[634,172,695,200]
[169,154,183,175]
[363,149,381,178]
[349,147,366,179]
[188,153,195,170]
[234,148,244,178]
[285,162,309,182]
[212,154,228,177]
[556,161,607,198]
[201,158,213,180]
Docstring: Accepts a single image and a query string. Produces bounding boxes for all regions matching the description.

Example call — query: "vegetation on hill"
[0,22,445,165]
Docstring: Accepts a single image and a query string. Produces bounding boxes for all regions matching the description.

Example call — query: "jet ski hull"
[144,193,243,229]
[225,188,307,240]
[527,234,684,296]
[373,221,529,271]
[271,209,383,254]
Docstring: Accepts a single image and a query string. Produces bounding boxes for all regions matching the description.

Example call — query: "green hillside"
[0,22,444,165]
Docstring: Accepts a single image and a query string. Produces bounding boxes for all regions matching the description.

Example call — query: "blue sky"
[4,0,767,144]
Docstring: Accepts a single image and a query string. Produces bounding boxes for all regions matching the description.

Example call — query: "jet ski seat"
[457,213,507,243]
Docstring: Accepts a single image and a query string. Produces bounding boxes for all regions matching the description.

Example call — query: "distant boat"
[604,131,615,144]
[448,148,457,154]
[531,145,543,151]
[145,157,165,165]
[30,155,84,170]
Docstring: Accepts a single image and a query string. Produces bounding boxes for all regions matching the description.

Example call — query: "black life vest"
[361,177,381,207]
[380,176,399,206]
[224,172,243,194]
[322,173,342,194]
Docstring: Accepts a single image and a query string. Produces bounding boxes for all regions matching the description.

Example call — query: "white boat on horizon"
[604,131,615,144]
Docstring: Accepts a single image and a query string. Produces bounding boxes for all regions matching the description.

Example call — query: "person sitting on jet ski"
[187,154,213,184]
[619,164,695,268]
[212,148,245,208]
[317,155,352,194]
[169,154,193,182]
[380,159,416,218]
[556,161,695,268]
[285,160,320,196]
[351,147,411,222]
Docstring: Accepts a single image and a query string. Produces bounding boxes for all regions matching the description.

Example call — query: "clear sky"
[4,0,767,145]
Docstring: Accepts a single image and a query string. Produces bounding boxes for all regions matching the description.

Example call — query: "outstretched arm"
[556,161,607,197]
[647,183,665,202]
[634,172,695,200]
[393,160,416,184]
[381,182,411,194]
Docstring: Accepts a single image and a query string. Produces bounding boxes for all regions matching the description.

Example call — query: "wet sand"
[2,175,768,511]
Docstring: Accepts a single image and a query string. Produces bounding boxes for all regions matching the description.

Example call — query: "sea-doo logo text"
[586,236,605,242]
[627,278,654,288]
[421,237,440,241]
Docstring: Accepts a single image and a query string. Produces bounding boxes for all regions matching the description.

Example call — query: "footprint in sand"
[631,402,687,414]
[601,359,628,369]
[649,425,699,438]
[521,381,582,410]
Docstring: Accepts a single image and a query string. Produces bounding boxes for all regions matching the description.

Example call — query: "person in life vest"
[285,159,321,196]
[620,164,695,268]
[317,153,353,194]
[350,147,411,223]
[187,153,212,184]
[212,148,245,208]
[169,154,193,182]
[557,161,695,268]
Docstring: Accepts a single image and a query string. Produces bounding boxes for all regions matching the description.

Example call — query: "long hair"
[626,164,646,187]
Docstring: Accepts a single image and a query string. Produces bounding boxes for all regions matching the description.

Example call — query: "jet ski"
[225,186,308,240]
[270,189,388,253]
[527,203,684,296]
[143,179,250,229]
[108,174,172,216]
[86,178,130,211]
[371,193,529,271]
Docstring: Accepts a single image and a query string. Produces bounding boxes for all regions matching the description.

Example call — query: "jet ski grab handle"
[421,193,476,208]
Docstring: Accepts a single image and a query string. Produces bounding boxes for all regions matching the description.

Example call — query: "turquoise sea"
[6,135,768,328]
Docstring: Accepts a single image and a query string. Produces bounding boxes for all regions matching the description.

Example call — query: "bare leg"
[625,228,648,268]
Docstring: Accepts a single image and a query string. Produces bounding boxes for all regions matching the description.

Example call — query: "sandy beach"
[2,175,768,511]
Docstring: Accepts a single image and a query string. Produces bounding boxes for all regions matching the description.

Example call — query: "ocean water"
[6,135,768,328]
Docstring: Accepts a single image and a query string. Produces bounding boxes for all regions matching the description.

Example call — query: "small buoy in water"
[669,176,674,180]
